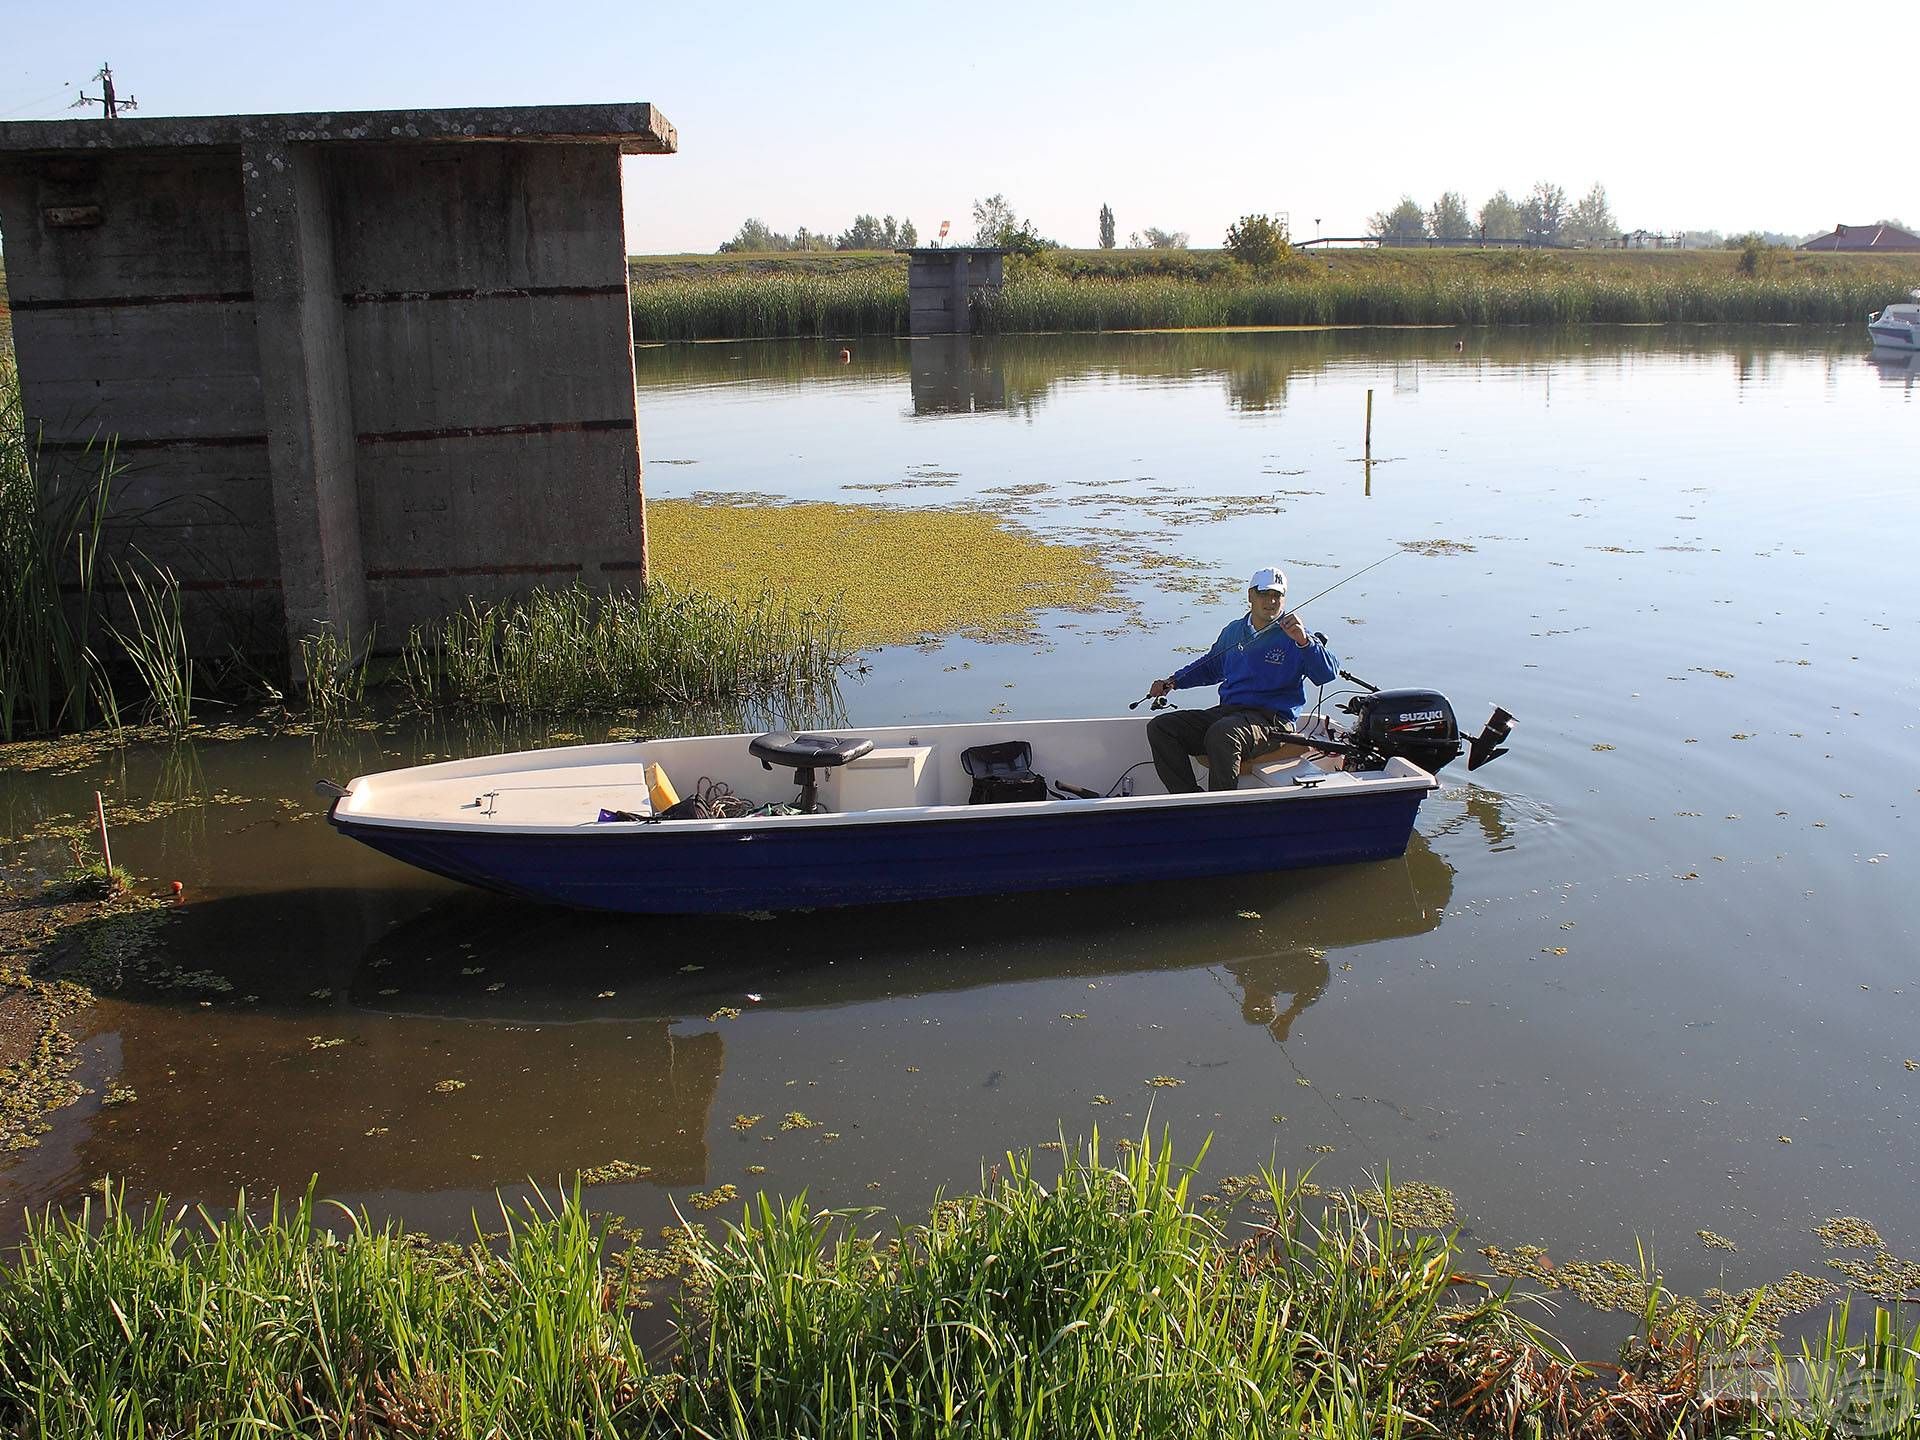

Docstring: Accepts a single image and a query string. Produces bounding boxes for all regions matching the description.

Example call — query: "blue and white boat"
[1868,290,1920,353]
[324,691,1513,915]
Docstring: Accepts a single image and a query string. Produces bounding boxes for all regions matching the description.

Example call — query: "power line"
[0,86,73,120]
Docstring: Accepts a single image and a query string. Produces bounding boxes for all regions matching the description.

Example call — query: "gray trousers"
[1147,704,1294,793]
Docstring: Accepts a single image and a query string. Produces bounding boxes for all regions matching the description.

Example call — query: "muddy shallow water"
[4,326,1916,1347]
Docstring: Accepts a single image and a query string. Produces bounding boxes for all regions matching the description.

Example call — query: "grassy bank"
[2,1136,1914,1437]
[626,248,1920,340]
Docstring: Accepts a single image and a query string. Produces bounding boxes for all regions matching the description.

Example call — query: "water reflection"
[1868,348,1919,392]
[909,336,1007,416]
[41,838,1450,1210]
[346,834,1451,1028]
[639,327,1872,424]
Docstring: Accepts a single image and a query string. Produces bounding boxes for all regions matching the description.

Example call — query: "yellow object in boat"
[645,763,679,813]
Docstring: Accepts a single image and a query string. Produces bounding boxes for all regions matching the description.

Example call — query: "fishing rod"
[1283,548,1403,619]
[1130,551,1402,709]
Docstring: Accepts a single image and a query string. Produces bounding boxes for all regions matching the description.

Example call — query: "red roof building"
[1801,222,1920,252]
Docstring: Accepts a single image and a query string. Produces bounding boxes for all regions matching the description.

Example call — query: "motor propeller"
[1466,706,1517,771]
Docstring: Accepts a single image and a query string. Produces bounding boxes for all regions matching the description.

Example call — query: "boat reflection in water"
[1868,347,1920,390]
[349,833,1452,1039]
[55,838,1448,1218]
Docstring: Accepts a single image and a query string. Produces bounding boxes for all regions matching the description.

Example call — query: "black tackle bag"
[960,740,1049,804]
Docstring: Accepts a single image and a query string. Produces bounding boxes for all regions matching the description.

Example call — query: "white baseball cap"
[1249,566,1288,596]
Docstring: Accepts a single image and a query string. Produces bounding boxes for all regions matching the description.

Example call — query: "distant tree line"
[718,214,917,253]
[1370,183,1617,247]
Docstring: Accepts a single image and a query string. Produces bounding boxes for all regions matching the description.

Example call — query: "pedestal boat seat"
[749,732,875,810]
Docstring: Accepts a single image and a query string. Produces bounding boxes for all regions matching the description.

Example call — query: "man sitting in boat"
[1143,566,1339,793]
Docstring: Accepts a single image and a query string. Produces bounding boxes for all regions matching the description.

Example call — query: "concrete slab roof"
[0,102,676,156]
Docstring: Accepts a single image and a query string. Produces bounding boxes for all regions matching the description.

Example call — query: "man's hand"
[1278,611,1312,646]
[1149,677,1174,698]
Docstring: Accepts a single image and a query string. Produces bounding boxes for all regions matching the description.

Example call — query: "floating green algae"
[1826,1250,1920,1301]
[647,497,1124,648]
[578,1159,654,1186]
[1814,1215,1884,1249]
[1357,1182,1458,1230]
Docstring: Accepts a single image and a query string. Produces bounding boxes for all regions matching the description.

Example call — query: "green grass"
[397,579,847,715]
[626,248,1920,339]
[3,1135,1915,1437]
[0,1181,651,1436]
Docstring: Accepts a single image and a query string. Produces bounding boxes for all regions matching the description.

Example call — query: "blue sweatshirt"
[1170,618,1339,719]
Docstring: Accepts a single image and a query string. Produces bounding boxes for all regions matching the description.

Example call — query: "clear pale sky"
[1,0,1903,252]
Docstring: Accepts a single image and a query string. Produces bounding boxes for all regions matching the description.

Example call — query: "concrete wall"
[0,104,675,666]
[906,248,1005,335]
[0,149,282,647]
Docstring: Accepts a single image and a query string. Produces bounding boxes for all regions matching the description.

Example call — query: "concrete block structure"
[905,247,1005,335]
[0,103,676,662]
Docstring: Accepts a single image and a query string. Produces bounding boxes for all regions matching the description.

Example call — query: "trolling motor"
[1333,669,1515,773]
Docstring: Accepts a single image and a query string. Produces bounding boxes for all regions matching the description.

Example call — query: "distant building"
[1801,222,1920,253]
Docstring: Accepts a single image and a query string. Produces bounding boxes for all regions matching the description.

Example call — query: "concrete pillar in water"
[0,103,677,673]
[241,139,368,656]
[906,247,1007,335]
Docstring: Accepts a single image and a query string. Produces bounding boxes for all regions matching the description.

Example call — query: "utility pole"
[73,63,137,120]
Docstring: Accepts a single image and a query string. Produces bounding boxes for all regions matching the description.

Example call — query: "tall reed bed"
[3,1137,1916,1436]
[631,270,908,342]
[0,352,117,739]
[399,580,846,714]
[0,356,200,736]
[979,262,1913,332]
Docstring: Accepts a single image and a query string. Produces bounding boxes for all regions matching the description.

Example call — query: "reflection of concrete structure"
[908,336,1007,415]
[0,104,675,663]
[906,247,1005,334]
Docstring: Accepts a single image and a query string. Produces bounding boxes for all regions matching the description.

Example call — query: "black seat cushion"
[750,732,875,771]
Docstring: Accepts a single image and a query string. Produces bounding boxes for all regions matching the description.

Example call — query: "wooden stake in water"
[1364,388,1373,460]
[94,790,113,879]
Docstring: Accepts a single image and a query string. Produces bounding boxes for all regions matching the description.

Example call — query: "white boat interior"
[334,715,1436,834]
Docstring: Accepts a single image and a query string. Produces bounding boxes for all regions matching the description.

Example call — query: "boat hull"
[333,784,1429,914]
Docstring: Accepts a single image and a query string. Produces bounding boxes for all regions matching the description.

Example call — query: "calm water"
[4,327,1916,1344]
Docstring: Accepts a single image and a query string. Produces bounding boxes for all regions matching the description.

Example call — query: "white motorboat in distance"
[1868,290,1920,352]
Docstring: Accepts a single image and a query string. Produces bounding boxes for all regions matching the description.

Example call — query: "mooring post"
[1364,388,1373,459]
[94,790,113,879]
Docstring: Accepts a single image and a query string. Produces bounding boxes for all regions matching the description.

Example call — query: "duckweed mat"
[647,497,1125,647]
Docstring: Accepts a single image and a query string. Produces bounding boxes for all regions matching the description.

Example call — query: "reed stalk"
[297,622,372,721]
[107,557,193,731]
